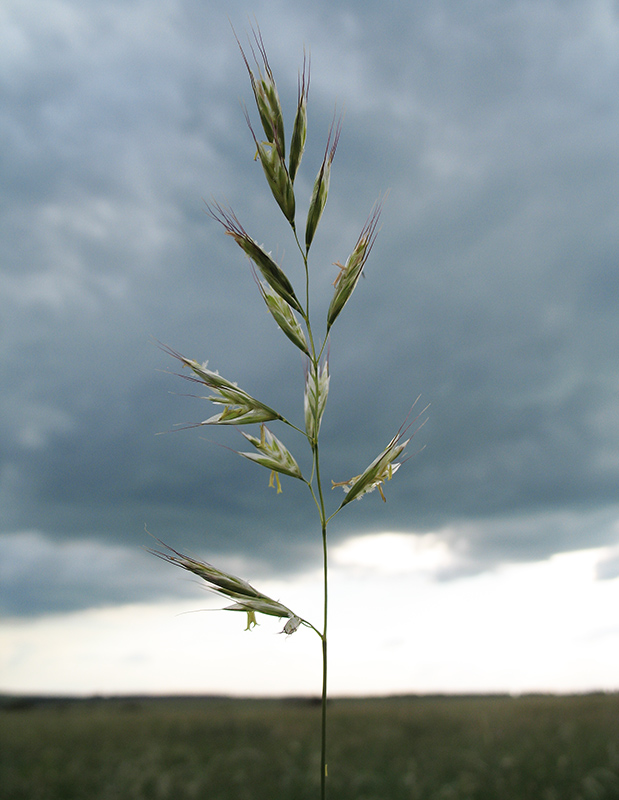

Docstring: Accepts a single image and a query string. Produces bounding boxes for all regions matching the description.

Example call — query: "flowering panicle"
[208,203,302,313]
[237,424,304,493]
[161,345,282,426]
[148,538,305,635]
[304,359,330,443]
[327,200,383,329]
[155,28,426,799]
[305,116,342,251]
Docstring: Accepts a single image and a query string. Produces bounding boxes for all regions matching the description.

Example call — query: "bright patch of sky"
[3,532,619,696]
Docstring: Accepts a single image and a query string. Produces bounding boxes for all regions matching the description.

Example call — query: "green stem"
[313,443,329,799]
[320,521,328,800]
[294,224,329,798]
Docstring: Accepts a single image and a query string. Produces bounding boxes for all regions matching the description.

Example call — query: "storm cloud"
[2,0,619,617]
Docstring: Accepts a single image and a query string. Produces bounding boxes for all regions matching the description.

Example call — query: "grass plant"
[148,23,425,798]
[3,694,619,799]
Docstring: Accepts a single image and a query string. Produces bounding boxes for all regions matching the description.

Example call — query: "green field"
[2,693,619,799]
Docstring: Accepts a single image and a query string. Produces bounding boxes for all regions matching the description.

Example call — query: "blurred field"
[2,693,619,799]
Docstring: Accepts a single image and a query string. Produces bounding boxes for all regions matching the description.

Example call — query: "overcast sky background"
[2,0,619,696]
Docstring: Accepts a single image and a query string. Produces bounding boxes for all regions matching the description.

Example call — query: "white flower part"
[282,615,302,635]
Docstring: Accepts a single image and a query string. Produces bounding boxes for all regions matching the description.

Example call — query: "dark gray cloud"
[0,531,198,616]
[2,0,619,617]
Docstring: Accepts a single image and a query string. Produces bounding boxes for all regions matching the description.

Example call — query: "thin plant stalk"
[153,25,424,800]
[321,521,328,797]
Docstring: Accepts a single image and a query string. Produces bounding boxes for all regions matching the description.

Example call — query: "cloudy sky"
[2,0,619,696]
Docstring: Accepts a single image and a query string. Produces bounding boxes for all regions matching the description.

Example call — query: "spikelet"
[235,25,286,156]
[237,424,304,492]
[327,200,383,329]
[332,403,427,506]
[245,108,296,225]
[148,537,306,635]
[208,203,303,314]
[304,359,330,443]
[256,278,309,355]
[289,50,309,183]
[161,345,282,426]
[305,116,341,251]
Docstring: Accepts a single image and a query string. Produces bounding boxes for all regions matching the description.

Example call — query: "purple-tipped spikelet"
[207,202,302,313]
[234,25,296,224]
[289,50,310,183]
[234,25,286,156]
[305,116,342,251]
